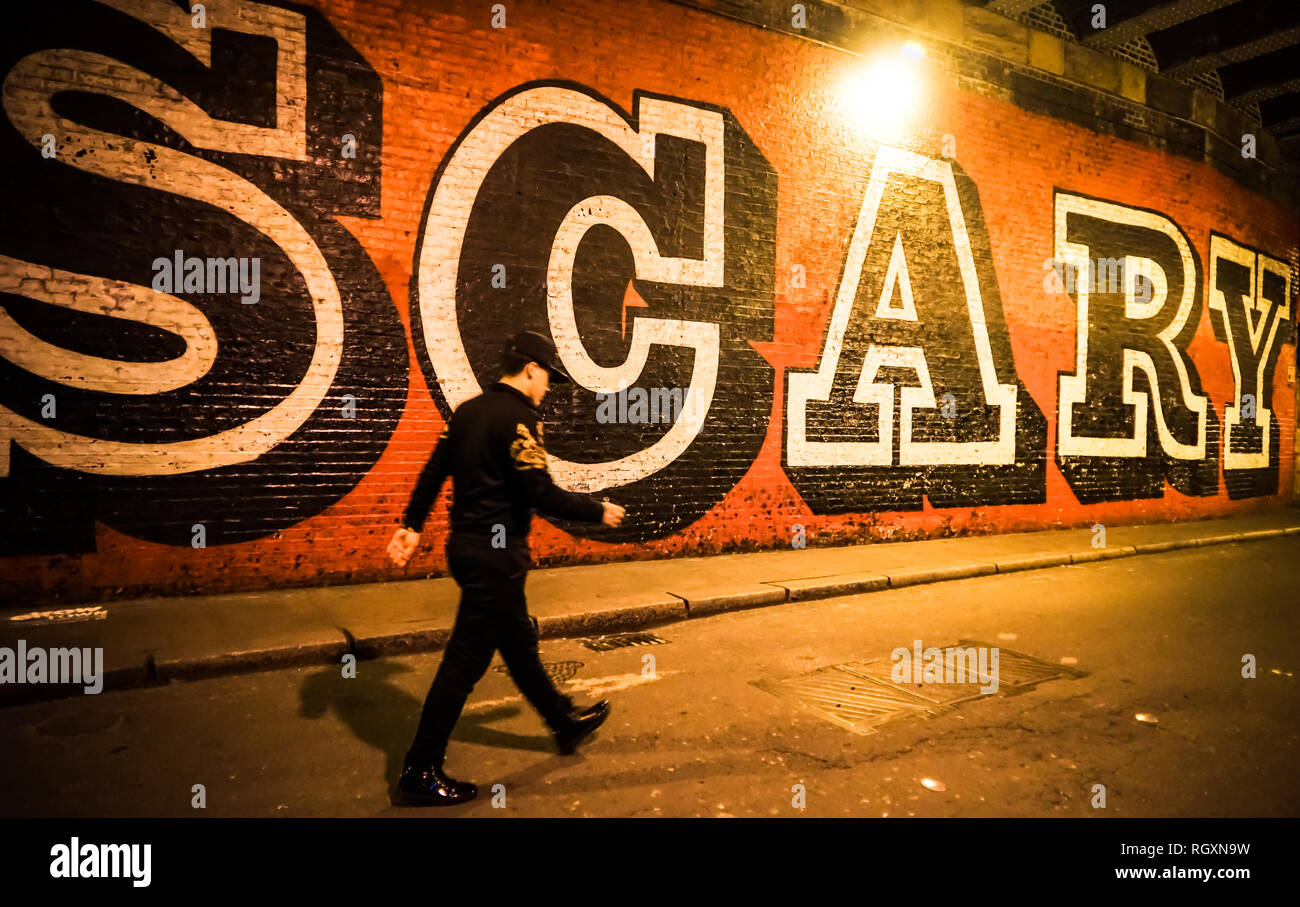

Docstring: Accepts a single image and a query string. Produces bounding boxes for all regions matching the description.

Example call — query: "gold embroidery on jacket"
[510,423,548,471]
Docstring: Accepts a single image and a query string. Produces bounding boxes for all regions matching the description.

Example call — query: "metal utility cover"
[758,643,1084,734]
[980,642,1087,689]
[838,661,991,707]
[754,666,942,735]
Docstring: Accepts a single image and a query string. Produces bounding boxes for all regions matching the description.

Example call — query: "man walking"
[386,330,625,806]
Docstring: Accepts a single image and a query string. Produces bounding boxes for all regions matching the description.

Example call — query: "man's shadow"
[298,658,560,787]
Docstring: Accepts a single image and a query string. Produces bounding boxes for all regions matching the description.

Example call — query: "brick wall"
[0,0,1296,605]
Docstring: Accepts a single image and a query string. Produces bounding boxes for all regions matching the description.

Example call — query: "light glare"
[841,46,925,142]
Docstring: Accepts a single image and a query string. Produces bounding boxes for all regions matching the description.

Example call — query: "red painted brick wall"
[1,0,1295,604]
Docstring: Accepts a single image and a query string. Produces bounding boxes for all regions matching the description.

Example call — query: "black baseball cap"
[507,330,571,384]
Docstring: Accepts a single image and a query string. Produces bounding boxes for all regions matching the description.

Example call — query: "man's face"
[527,361,550,406]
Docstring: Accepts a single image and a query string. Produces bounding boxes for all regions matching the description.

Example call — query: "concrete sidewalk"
[3,509,1299,705]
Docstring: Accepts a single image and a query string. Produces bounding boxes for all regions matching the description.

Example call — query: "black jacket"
[402,382,605,538]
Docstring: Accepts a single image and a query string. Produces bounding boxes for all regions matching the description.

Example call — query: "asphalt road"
[2,538,1297,818]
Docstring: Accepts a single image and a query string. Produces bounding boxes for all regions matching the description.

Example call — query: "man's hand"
[387,526,421,567]
[601,501,626,528]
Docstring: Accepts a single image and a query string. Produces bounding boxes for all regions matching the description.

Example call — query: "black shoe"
[395,761,478,806]
[554,700,611,755]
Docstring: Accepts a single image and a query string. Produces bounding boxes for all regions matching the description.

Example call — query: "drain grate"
[579,632,668,652]
[494,660,583,682]
[8,606,107,627]
[838,661,990,707]
[983,643,1086,688]
[757,643,1084,735]
[755,667,940,735]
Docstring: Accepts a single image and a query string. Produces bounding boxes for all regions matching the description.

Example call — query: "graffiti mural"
[783,147,1047,513]
[1053,192,1220,503]
[0,0,406,554]
[411,83,777,542]
[1208,233,1293,499]
[0,0,1295,602]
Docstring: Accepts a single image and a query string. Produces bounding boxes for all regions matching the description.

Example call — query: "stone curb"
[1237,528,1288,541]
[154,638,351,683]
[994,552,1075,573]
[0,664,151,709]
[678,586,789,617]
[886,562,997,587]
[1,522,1296,708]
[348,626,453,661]
[536,598,688,639]
[1132,539,1197,554]
[1202,533,1250,546]
[1069,546,1137,564]
[766,573,888,601]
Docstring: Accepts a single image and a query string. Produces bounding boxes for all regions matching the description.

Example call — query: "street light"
[840,41,927,143]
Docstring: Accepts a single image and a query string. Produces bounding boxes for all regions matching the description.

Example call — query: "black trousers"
[404,533,575,767]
